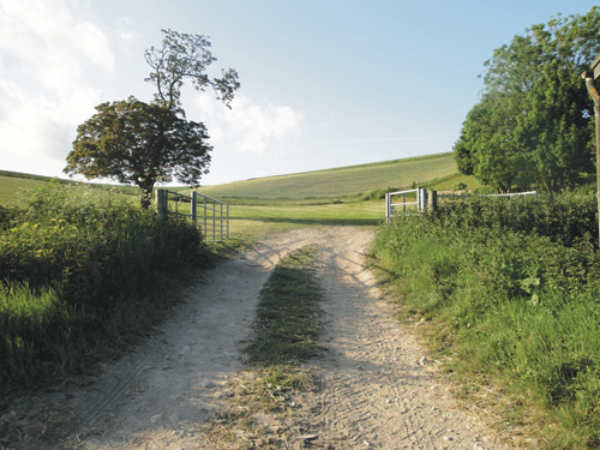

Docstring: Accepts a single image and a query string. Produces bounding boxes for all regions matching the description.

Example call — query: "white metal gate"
[385,188,427,223]
[156,189,230,242]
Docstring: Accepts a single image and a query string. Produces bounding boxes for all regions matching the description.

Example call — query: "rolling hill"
[197,152,469,200]
[0,152,481,208]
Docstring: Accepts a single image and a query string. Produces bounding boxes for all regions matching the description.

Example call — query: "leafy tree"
[454,7,600,192]
[455,93,532,192]
[65,29,240,208]
[144,28,240,110]
[64,98,212,208]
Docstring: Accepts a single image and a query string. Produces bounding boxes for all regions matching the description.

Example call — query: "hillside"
[198,152,464,200]
[1,152,481,208]
[0,171,139,207]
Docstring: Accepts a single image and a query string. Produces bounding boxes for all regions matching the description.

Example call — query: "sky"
[1,0,598,186]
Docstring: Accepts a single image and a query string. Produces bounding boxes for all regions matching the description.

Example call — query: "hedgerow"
[373,195,600,447]
[0,184,210,394]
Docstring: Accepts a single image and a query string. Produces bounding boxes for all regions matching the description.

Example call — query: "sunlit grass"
[197,152,456,199]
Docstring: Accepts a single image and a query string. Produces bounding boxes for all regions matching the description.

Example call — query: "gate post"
[191,191,197,225]
[385,193,390,223]
[430,190,438,211]
[155,189,168,219]
[418,188,428,212]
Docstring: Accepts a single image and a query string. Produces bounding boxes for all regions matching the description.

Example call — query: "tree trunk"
[140,185,154,209]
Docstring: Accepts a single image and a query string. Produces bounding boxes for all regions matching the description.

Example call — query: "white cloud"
[192,93,303,154]
[0,0,115,175]
[116,17,140,43]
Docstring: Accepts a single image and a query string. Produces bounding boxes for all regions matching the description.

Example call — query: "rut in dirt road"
[287,227,503,449]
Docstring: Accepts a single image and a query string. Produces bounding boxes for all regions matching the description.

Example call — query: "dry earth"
[3,227,506,449]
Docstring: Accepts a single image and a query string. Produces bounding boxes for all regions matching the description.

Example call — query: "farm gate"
[385,188,538,223]
[155,189,230,242]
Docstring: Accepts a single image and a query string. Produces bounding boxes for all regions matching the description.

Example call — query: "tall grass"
[0,183,210,395]
[372,195,600,447]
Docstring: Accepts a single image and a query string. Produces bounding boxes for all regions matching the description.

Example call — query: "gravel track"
[5,226,504,449]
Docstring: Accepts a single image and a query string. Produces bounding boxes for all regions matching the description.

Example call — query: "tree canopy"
[454,7,600,192]
[64,98,212,208]
[65,29,240,208]
[144,28,240,110]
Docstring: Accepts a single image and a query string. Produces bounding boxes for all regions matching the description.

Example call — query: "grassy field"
[1,152,460,240]
[197,152,458,200]
[0,172,139,208]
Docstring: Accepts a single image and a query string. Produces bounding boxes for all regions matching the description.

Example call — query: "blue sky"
[1,0,598,185]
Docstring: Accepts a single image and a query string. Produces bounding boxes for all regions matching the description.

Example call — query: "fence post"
[402,193,406,215]
[430,190,438,211]
[191,191,197,226]
[155,189,168,219]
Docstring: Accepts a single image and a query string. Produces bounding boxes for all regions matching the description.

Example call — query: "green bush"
[0,184,209,392]
[373,195,600,446]
[431,194,597,247]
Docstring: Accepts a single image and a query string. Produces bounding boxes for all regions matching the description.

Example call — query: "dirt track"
[8,226,503,449]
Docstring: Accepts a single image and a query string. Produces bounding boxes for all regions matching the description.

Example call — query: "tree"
[64,97,212,208]
[144,28,240,110]
[65,29,239,207]
[454,93,532,192]
[454,7,600,192]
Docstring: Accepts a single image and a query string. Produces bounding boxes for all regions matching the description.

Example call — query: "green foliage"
[454,7,599,192]
[431,194,597,247]
[0,184,209,393]
[373,195,600,446]
[145,28,239,110]
[65,97,212,208]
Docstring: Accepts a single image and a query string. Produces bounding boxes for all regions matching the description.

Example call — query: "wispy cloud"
[192,93,303,154]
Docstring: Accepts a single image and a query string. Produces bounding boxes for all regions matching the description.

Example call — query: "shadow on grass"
[231,216,383,226]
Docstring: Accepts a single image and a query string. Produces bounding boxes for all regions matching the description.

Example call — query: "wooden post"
[191,191,197,226]
[583,57,600,244]
[402,193,406,215]
[155,189,168,219]
[430,190,438,211]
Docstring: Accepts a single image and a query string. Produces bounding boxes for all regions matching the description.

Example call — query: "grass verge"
[202,246,325,448]
[0,183,215,403]
[371,195,600,448]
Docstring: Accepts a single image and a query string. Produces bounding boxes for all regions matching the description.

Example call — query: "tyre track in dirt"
[5,229,313,449]
[287,227,503,449]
